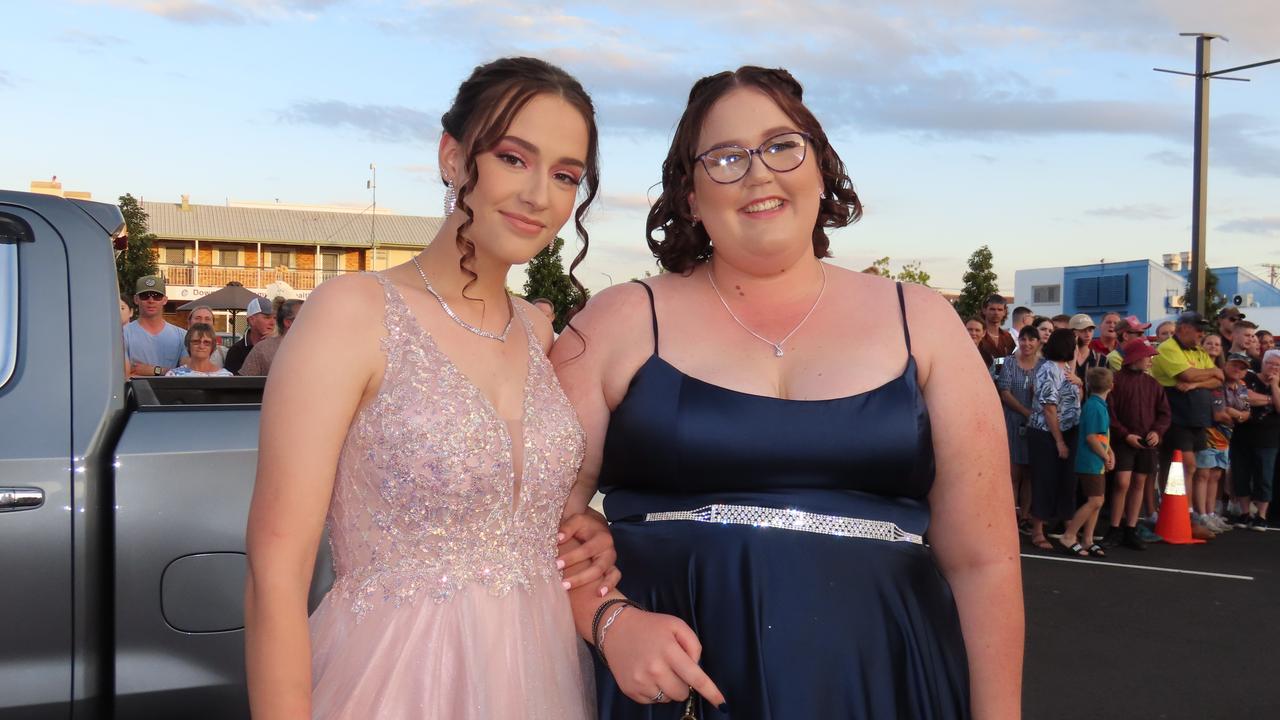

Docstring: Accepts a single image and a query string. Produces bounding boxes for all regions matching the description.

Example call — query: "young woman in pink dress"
[244,57,615,719]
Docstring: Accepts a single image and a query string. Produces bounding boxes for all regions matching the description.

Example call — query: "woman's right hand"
[600,609,726,709]
[1055,440,1069,459]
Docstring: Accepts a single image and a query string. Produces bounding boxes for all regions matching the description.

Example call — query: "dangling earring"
[691,214,700,226]
[818,188,826,200]
[443,180,457,217]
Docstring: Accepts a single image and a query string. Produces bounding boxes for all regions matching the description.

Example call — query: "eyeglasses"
[190,338,215,346]
[137,292,164,301]
[694,131,812,184]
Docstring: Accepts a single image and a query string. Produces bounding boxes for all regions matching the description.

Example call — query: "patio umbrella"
[177,281,266,340]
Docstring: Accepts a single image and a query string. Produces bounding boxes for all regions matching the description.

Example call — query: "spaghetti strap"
[895,282,912,355]
[630,279,659,356]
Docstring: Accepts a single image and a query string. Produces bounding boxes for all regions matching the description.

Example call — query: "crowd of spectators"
[975,293,1280,557]
[121,275,304,380]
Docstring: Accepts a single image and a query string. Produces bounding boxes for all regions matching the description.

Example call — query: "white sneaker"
[1209,514,1232,532]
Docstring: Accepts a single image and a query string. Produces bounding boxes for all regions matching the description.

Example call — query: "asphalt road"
[1022,524,1279,719]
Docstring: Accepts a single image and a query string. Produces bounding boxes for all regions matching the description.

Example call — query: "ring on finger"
[650,689,666,703]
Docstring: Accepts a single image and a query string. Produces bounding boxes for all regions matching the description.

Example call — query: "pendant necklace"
[411,256,512,342]
[707,262,826,358]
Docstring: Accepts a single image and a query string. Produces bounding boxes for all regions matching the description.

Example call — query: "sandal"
[1030,535,1053,551]
[1055,538,1087,557]
[1087,543,1107,558]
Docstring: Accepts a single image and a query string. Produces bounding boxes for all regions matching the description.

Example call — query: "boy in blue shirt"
[1058,367,1115,557]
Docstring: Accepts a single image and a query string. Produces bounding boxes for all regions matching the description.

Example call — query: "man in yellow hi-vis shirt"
[1151,312,1223,538]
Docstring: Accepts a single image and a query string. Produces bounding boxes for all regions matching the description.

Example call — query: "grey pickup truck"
[0,190,331,719]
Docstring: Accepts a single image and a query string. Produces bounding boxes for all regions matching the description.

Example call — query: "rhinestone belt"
[643,504,924,545]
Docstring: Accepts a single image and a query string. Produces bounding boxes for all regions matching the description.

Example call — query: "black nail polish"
[718,702,729,713]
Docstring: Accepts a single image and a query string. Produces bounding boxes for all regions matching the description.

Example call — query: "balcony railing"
[158,264,349,291]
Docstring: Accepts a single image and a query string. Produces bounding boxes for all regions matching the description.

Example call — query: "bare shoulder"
[897,282,978,388]
[288,273,386,357]
[511,296,555,352]
[551,280,655,363]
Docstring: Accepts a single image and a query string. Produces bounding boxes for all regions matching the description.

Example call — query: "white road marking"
[1021,553,1255,581]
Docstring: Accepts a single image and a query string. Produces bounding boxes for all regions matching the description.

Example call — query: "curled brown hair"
[441,57,599,322]
[647,66,862,274]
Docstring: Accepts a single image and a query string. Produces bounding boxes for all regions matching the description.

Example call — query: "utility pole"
[1261,263,1280,287]
[367,163,378,271]
[1155,35,1280,316]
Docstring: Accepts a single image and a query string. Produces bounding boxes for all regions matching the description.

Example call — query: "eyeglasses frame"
[693,131,814,185]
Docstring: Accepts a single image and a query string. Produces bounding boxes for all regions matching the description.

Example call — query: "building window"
[1032,284,1060,304]
[214,247,239,266]
[266,249,294,269]
[161,245,187,265]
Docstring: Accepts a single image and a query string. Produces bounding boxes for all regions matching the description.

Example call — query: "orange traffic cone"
[1155,449,1205,545]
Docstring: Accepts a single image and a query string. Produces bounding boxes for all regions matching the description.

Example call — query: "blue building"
[1014,256,1280,330]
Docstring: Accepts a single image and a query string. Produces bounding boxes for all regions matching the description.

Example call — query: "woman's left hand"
[557,510,619,596]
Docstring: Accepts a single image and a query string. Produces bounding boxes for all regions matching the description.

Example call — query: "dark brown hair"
[1043,328,1076,362]
[441,57,599,321]
[646,66,862,274]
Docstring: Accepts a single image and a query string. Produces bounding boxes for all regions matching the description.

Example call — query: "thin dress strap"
[895,282,912,355]
[630,279,659,356]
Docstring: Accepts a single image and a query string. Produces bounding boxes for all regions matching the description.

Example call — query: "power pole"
[1155,35,1280,316]
[1260,263,1280,287]
[367,163,378,270]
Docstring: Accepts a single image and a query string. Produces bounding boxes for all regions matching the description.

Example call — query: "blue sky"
[3,0,1278,292]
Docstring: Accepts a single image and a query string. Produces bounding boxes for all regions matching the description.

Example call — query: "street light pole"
[1187,33,1214,317]
[1155,34,1280,316]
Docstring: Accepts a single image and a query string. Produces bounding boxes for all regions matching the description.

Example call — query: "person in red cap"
[1105,316,1153,371]
[1101,338,1170,549]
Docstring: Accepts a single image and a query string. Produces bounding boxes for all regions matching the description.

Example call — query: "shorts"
[1113,442,1157,474]
[1164,424,1208,453]
[1195,448,1230,470]
[1077,473,1105,498]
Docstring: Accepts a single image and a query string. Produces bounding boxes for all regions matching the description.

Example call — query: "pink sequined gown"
[308,273,594,719]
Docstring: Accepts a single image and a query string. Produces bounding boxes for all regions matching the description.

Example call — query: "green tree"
[1184,266,1225,319]
[115,194,158,296]
[896,260,932,287]
[955,245,999,320]
[863,257,931,286]
[522,236,587,331]
[865,256,892,277]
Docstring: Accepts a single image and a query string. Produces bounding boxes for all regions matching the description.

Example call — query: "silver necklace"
[411,256,512,342]
[707,262,827,357]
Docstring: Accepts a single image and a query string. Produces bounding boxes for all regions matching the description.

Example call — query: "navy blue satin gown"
[595,280,970,719]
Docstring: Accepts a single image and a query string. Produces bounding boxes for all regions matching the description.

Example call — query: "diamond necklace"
[411,256,512,342]
[707,262,827,357]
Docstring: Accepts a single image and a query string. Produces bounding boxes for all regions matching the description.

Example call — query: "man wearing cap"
[1103,338,1170,549]
[1216,306,1245,339]
[239,299,303,376]
[225,296,277,375]
[1106,316,1153,371]
[123,275,187,377]
[1151,312,1223,527]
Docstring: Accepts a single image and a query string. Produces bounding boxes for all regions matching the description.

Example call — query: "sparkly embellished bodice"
[326,273,586,621]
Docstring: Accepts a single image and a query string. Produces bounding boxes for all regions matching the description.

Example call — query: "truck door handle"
[0,488,44,512]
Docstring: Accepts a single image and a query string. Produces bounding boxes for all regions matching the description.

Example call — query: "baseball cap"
[1225,352,1252,366]
[1176,311,1211,328]
[1115,315,1152,334]
[1068,313,1096,331]
[1217,307,1246,320]
[246,297,272,316]
[1121,338,1159,365]
[135,275,166,295]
